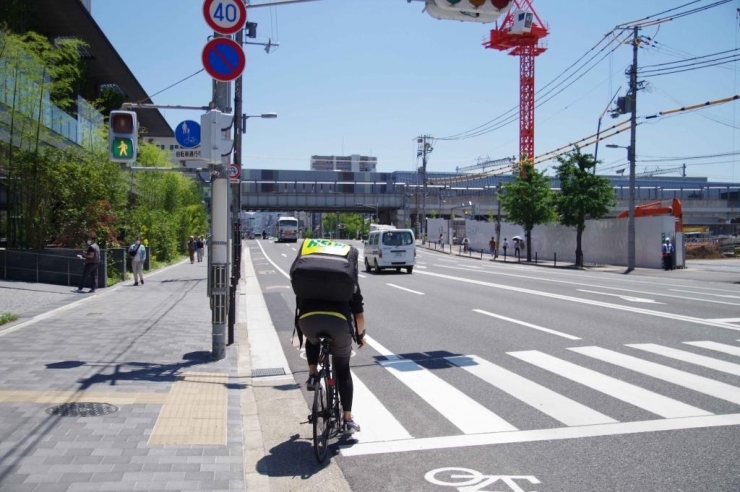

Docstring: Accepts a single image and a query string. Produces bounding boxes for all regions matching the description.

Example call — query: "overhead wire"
[137,68,205,103]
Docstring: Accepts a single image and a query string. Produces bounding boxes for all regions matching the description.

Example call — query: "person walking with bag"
[187,236,196,264]
[129,236,147,286]
[196,236,205,263]
[75,234,100,293]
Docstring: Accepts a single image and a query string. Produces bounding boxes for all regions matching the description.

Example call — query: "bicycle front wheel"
[312,379,330,463]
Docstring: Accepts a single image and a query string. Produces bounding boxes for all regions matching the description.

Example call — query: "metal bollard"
[535,252,538,264]
[554,252,557,267]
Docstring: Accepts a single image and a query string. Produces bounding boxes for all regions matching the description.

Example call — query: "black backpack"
[290,239,358,303]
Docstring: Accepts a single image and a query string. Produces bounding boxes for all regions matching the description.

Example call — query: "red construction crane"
[484,0,548,170]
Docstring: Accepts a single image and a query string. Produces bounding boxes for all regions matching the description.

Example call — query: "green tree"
[127,143,208,262]
[500,161,557,261]
[553,148,616,267]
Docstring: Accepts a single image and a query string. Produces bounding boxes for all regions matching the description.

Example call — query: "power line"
[639,47,740,70]
[640,54,740,76]
[137,68,205,103]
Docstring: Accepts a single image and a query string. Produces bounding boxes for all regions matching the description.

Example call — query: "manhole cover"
[46,402,118,417]
[251,367,286,377]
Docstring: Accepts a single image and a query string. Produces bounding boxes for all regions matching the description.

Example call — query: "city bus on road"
[277,217,299,243]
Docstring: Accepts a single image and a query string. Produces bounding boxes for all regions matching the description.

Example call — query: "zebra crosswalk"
[341,337,740,457]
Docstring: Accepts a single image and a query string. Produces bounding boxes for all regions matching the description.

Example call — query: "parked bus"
[277,217,299,243]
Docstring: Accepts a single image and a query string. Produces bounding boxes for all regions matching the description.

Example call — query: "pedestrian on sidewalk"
[76,234,100,293]
[129,236,146,286]
[489,236,497,258]
[503,238,509,259]
[196,236,205,262]
[187,236,196,264]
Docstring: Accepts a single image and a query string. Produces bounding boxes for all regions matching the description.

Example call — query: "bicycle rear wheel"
[312,377,330,463]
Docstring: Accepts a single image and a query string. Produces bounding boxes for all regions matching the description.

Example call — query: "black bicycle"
[307,336,342,463]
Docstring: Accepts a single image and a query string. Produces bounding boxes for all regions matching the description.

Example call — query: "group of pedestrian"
[187,235,206,264]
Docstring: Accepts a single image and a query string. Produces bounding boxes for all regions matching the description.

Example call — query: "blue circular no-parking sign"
[202,37,246,82]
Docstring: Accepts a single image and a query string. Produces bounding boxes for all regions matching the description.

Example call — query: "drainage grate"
[251,367,286,377]
[46,402,118,417]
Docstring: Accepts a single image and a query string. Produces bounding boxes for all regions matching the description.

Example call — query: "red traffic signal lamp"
[108,110,138,163]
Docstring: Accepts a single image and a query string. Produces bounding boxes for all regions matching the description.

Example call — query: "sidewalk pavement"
[417,241,740,283]
[0,250,350,492]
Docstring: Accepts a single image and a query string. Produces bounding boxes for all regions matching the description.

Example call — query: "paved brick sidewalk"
[0,261,244,492]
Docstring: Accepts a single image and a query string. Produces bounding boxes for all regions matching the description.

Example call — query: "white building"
[310,154,377,172]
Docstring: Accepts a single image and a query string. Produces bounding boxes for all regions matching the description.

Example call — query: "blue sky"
[93,0,739,182]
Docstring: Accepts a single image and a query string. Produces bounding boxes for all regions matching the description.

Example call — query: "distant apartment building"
[310,154,377,172]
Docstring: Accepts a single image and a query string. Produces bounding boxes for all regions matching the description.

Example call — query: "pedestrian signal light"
[108,110,138,163]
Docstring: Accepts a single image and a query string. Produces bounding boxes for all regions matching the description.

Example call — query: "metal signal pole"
[627,25,639,271]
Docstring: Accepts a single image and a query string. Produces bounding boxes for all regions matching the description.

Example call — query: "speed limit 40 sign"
[203,0,247,35]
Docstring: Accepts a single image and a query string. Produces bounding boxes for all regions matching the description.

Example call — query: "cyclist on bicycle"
[296,273,366,435]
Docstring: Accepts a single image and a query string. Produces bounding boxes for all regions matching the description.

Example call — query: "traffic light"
[200,110,234,164]
[108,110,138,163]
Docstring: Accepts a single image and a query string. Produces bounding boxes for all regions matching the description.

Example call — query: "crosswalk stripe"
[446,355,617,426]
[340,413,740,457]
[509,350,711,419]
[350,371,413,444]
[381,359,518,434]
[684,341,740,357]
[364,335,516,434]
[628,343,740,377]
[570,346,740,406]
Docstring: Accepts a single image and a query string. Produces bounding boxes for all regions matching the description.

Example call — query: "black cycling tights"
[306,342,353,412]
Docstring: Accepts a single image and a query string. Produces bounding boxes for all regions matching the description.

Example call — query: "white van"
[364,229,415,274]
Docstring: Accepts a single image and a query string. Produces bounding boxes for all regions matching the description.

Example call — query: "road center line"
[387,283,424,295]
[473,309,580,340]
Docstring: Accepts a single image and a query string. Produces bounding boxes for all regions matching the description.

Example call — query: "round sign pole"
[203,0,247,35]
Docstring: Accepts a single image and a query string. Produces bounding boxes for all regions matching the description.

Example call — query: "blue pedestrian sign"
[175,120,201,148]
[201,37,246,83]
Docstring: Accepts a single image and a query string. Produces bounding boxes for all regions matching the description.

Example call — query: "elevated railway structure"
[237,169,739,235]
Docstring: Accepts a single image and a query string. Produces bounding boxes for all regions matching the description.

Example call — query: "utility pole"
[627,25,639,272]
[227,26,244,346]
[417,135,432,240]
[209,34,232,360]
[496,184,502,258]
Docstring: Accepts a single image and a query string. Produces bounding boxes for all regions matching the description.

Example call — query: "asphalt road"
[250,238,740,492]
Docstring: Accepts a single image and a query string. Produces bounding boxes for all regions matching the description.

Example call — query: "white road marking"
[446,355,616,426]
[509,350,710,419]
[339,414,740,456]
[387,284,424,295]
[577,289,662,304]
[358,274,368,278]
[707,318,740,323]
[417,270,740,333]
[281,253,287,257]
[435,264,740,307]
[628,343,740,377]
[473,309,580,340]
[670,290,740,299]
[684,341,740,357]
[416,265,428,269]
[570,346,740,406]
[365,336,517,434]
[350,371,413,443]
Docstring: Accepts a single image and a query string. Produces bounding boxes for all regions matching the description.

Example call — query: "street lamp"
[606,143,635,270]
[241,112,277,132]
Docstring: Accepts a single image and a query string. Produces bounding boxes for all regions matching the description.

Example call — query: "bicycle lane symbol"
[425,467,541,492]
